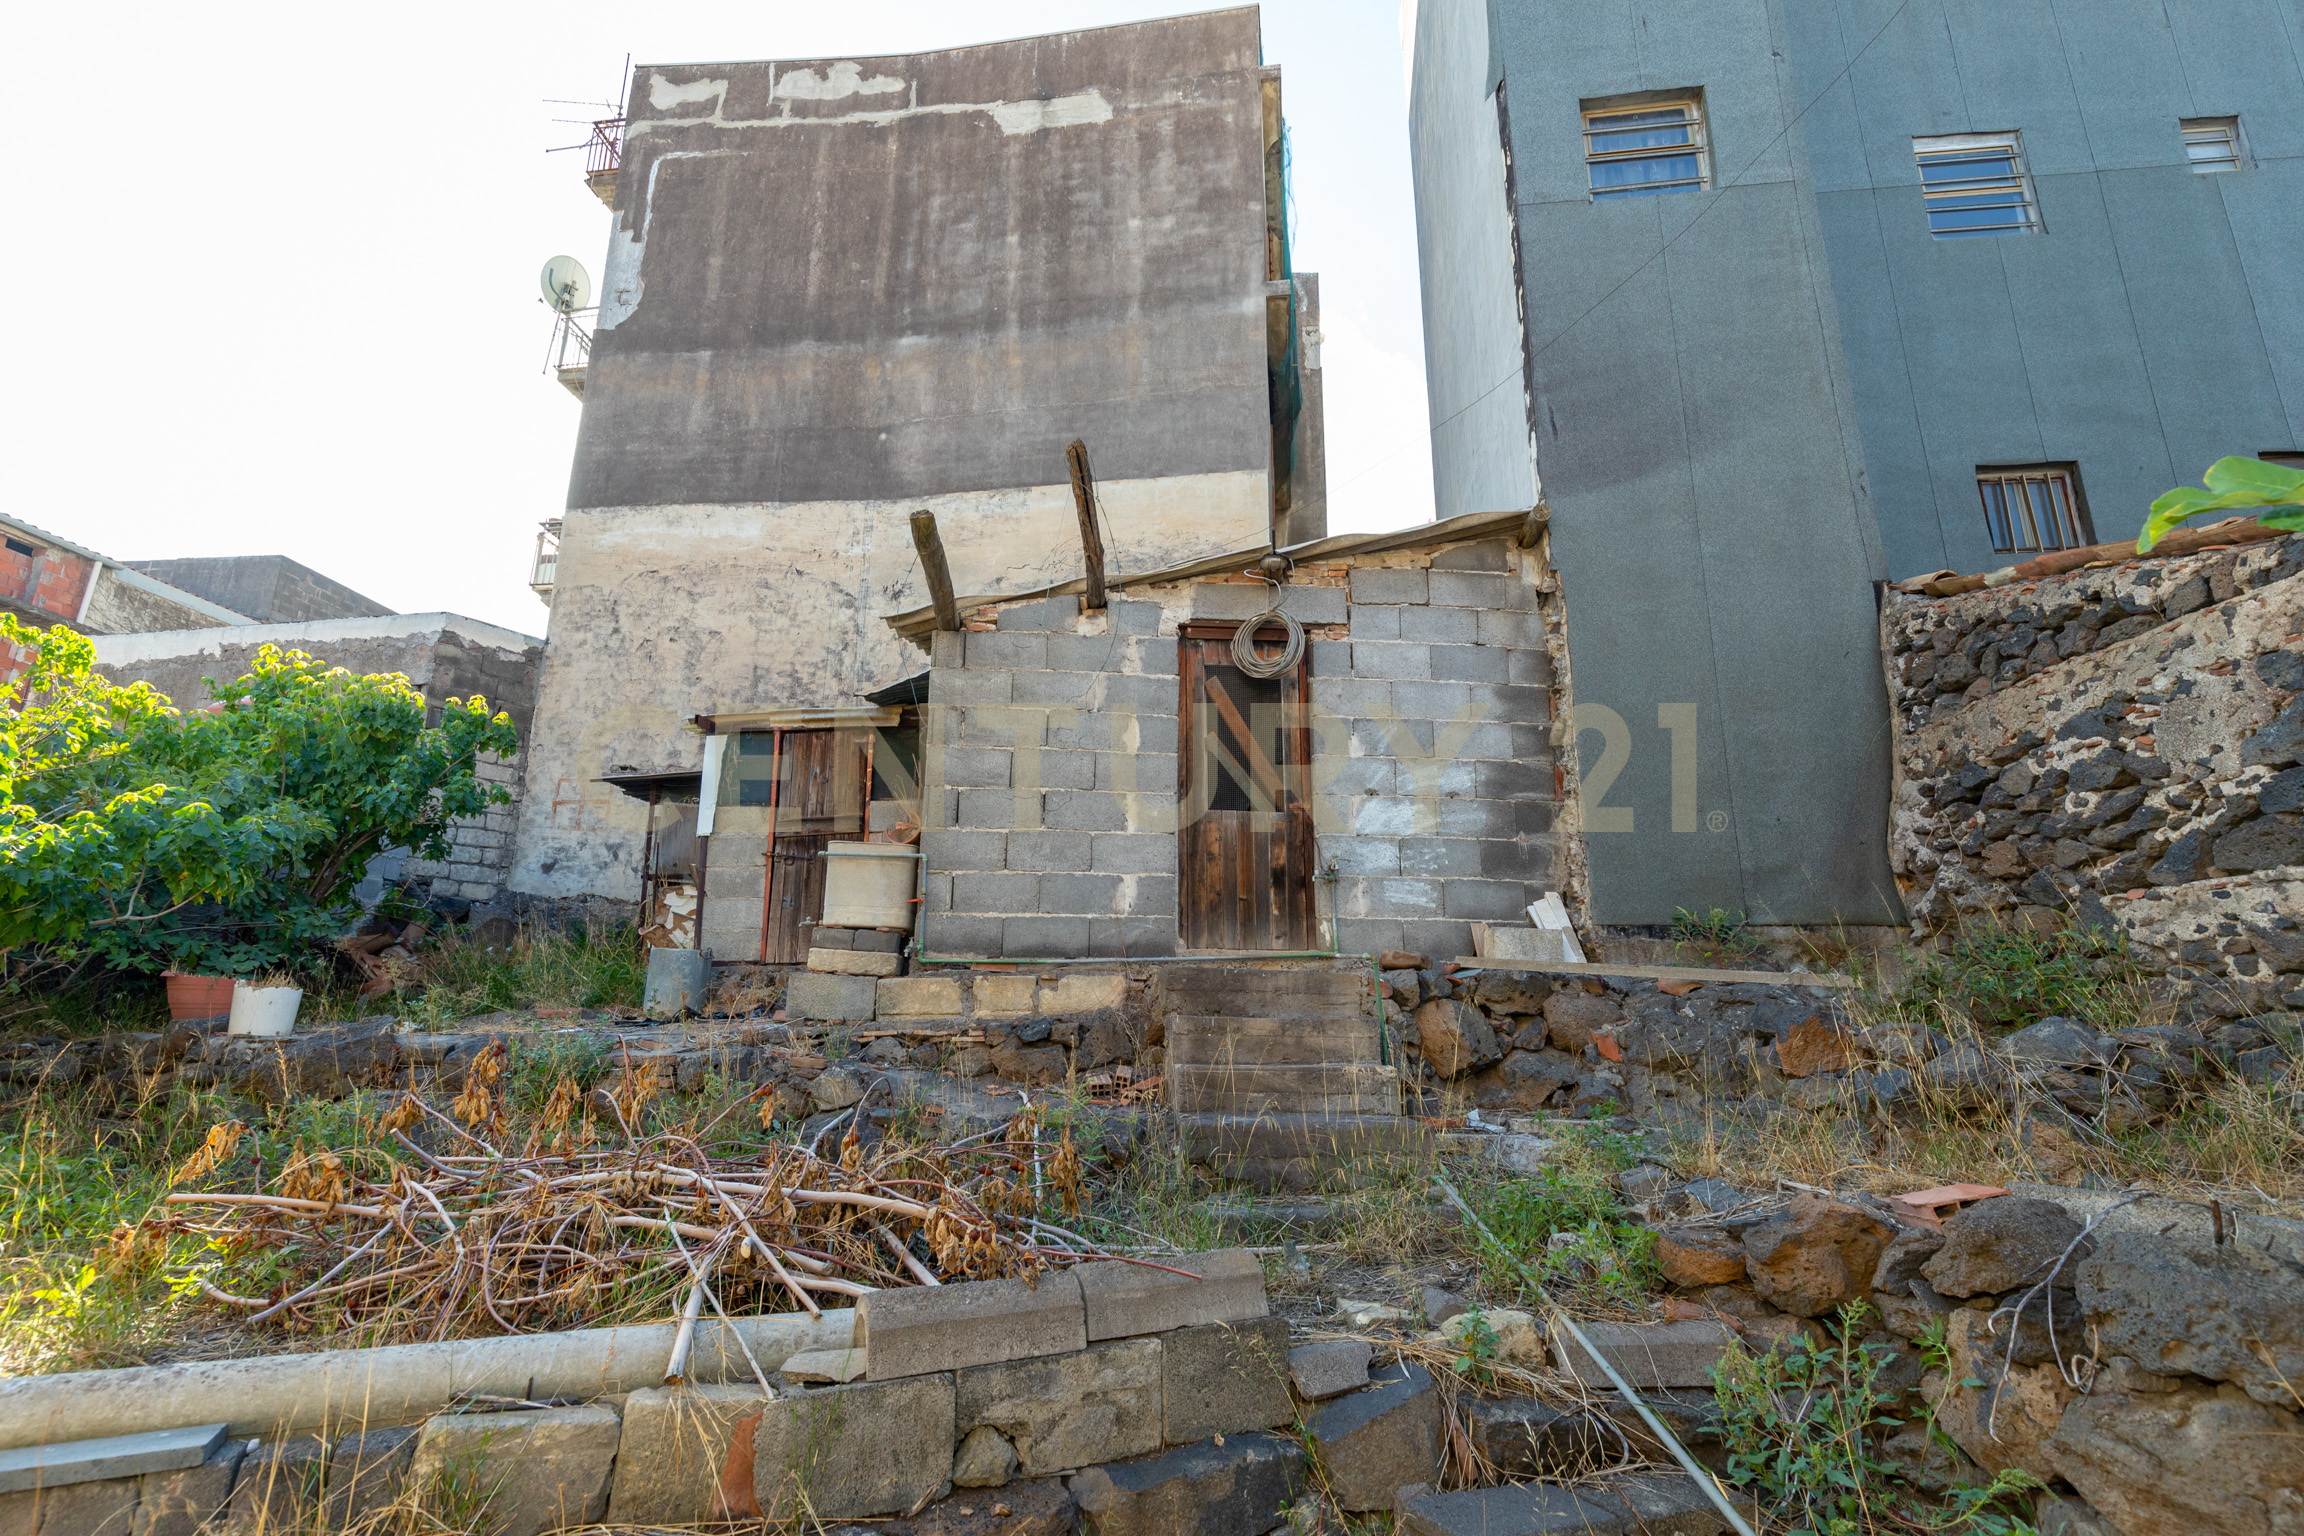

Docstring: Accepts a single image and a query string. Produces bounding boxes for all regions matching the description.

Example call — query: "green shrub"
[1907,921,2140,1030]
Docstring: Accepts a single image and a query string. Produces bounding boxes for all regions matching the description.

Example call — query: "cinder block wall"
[917,535,1561,961]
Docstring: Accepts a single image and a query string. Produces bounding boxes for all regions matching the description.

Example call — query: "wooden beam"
[1066,439,1109,611]
[1516,503,1552,548]
[909,510,961,633]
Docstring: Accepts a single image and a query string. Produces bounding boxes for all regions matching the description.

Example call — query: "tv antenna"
[540,256,592,314]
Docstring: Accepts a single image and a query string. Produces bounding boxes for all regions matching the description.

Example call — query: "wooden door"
[758,728,870,963]
[1177,624,1317,951]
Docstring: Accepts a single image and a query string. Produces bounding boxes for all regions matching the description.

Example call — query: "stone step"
[1397,1473,1754,1535]
[1175,1112,1429,1161]
[1158,966,1375,1020]
[1165,1015,1383,1067]
[1167,1063,1397,1115]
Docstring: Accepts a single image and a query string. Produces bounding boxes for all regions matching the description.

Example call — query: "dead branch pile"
[156,1049,1135,1352]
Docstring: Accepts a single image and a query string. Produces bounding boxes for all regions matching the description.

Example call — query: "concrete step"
[1158,965,1374,1020]
[1168,1063,1397,1115]
[1166,1015,1383,1067]
[1397,1473,1754,1536]
[1175,1112,1430,1161]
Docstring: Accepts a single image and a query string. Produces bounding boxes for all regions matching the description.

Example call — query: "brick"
[1006,829,1091,870]
[133,1442,246,1536]
[1351,642,1432,681]
[956,1338,1162,1475]
[1347,604,1400,640]
[786,973,878,1022]
[1552,1319,1735,1390]
[1077,1248,1266,1341]
[752,1375,955,1521]
[861,1271,1086,1379]
[0,1426,227,1494]
[1160,1318,1293,1443]
[1350,567,1428,605]
[1091,833,1177,874]
[1304,1362,1442,1510]
[1042,973,1127,1014]
[606,1385,768,1525]
[953,872,1041,914]
[1069,1433,1304,1536]
[877,976,964,1017]
[410,1406,619,1536]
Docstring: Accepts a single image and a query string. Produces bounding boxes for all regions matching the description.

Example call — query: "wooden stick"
[911,510,961,633]
[875,1222,940,1286]
[1067,439,1108,611]
[167,1193,385,1219]
[665,1256,711,1385]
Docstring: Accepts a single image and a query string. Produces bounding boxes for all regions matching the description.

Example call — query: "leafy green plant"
[1713,1304,2043,1534]
[1448,1306,1503,1385]
[2139,455,2304,552]
[0,619,517,976]
[1906,921,2140,1030]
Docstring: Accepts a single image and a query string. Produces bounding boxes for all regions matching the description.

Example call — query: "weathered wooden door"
[758,728,869,963]
[1177,623,1316,951]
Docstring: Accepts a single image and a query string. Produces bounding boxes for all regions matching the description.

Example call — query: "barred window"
[2182,117,2245,173]
[1915,133,2038,238]
[1584,99,1706,199]
[1979,466,2089,555]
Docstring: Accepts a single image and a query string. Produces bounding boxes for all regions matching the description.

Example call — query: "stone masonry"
[915,532,1561,960]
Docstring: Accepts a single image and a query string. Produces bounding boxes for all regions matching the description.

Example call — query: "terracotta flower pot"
[162,971,235,1022]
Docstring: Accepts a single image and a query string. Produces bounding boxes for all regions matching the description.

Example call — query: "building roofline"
[634,4,1261,74]
[89,612,545,668]
[0,512,257,626]
[883,507,1533,640]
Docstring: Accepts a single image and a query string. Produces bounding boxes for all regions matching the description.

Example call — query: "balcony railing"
[531,520,562,605]
[545,308,595,398]
[586,118,623,208]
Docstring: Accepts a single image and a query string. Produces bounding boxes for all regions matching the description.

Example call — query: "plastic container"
[227,983,303,1037]
[163,972,236,1022]
[820,843,923,932]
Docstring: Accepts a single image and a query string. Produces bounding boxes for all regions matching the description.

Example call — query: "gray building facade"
[1406,0,2304,929]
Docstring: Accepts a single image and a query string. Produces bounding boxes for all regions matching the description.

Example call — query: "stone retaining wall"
[1882,536,2304,1007]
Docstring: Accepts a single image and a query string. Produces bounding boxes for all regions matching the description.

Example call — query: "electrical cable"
[1230,570,1304,679]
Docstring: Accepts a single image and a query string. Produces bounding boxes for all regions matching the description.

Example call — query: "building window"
[2,539,34,558]
[2261,452,2304,470]
[1914,133,2039,238]
[1583,98,1706,198]
[1978,466,2090,554]
[2182,117,2245,172]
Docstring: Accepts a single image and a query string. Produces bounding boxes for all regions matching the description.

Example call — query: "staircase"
[1160,964,1429,1192]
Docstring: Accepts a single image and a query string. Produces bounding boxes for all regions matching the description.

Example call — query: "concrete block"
[809,947,902,977]
[1348,604,1400,640]
[1350,567,1428,605]
[1007,829,1091,869]
[1444,879,1537,921]
[997,596,1080,632]
[926,914,1004,957]
[0,1427,227,1495]
[956,1339,1162,1476]
[963,632,1045,670]
[1304,1362,1442,1511]
[956,788,1035,831]
[1042,974,1127,1015]
[877,976,963,1018]
[1552,1319,1735,1390]
[1429,644,1510,684]
[4,1477,139,1536]
[851,929,905,953]
[606,1385,768,1526]
[1428,571,1530,610]
[1390,680,1476,721]
[782,1348,868,1385]
[786,973,878,1022]
[954,872,1040,914]
[1399,1474,1750,1535]
[1288,1342,1371,1401]
[1044,791,1126,832]
[1068,1433,1304,1536]
[1351,642,1433,681]
[324,1427,417,1529]
[861,1271,1087,1379]
[1121,876,1177,918]
[1075,1249,1267,1341]
[972,974,1038,1017]
[752,1375,955,1521]
[1399,604,1479,644]
[133,1443,246,1536]
[1431,539,1510,571]
[1480,608,1546,648]
[1001,916,1090,956]
[1309,638,1354,676]
[923,829,1007,871]
[410,1405,620,1536]
[810,925,856,949]
[1090,833,1176,874]
[1191,583,1347,625]
[1111,599,1163,635]
[1038,871,1123,913]
[1159,1319,1293,1444]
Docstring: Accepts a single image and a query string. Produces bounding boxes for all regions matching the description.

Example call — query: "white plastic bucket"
[228,983,303,1037]
[820,843,923,932]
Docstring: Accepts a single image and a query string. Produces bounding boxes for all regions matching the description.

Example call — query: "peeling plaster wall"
[516,9,1294,904]
[512,473,1264,899]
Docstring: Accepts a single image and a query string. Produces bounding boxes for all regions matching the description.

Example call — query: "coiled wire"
[1230,577,1305,679]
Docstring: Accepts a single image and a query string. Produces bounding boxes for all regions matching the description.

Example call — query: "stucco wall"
[78,571,230,636]
[129,556,393,624]
[1479,0,1898,928]
[1782,0,2304,580]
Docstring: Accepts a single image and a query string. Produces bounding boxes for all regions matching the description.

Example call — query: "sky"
[8,2,1435,636]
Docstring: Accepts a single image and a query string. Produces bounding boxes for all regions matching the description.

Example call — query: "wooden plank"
[1167,1063,1397,1115]
[1166,1016,1382,1066]
[1449,958,1860,988]
[1066,439,1107,612]
[910,510,961,632]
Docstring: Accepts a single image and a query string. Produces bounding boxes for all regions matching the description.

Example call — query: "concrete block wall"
[916,536,1561,961]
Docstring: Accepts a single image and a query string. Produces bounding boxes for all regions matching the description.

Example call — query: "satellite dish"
[540,255,592,313]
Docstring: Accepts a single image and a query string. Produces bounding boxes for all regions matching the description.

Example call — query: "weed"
[1447,1307,1502,1386]
[1906,920,2144,1031]
[1713,1302,2042,1534]
[410,924,646,1017]
[1463,1163,1657,1313]
[1674,906,1761,964]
